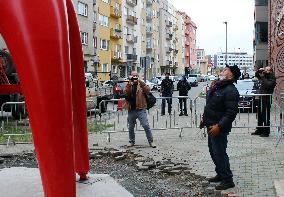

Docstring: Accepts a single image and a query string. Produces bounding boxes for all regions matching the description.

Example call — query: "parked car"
[208,75,218,81]
[235,79,259,112]
[188,74,202,82]
[149,77,161,91]
[113,80,129,99]
[102,80,115,87]
[146,80,157,90]
[160,75,179,90]
[187,77,198,87]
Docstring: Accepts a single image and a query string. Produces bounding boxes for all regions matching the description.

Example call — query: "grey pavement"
[0,167,133,197]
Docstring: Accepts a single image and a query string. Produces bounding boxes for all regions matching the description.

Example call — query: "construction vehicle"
[85,72,113,113]
[0,49,27,119]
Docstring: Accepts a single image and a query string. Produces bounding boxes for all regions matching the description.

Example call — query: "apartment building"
[196,48,208,75]
[253,0,268,69]
[145,0,160,78]
[121,0,138,78]
[159,0,178,75]
[175,12,184,75]
[73,0,96,72]
[216,52,253,69]
[109,0,123,79]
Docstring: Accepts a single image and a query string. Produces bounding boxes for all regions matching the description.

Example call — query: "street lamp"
[223,21,228,64]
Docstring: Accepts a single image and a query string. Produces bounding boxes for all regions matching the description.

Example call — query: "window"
[78,2,88,16]
[255,22,268,44]
[99,14,109,27]
[103,64,108,72]
[81,32,88,45]
[125,46,129,54]
[94,37,97,48]
[124,7,128,16]
[93,11,97,22]
[100,39,109,50]
[255,0,268,6]
[102,0,110,4]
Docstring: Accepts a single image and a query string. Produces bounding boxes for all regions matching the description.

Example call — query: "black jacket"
[203,80,239,133]
[177,80,191,96]
[161,78,173,95]
[255,70,276,95]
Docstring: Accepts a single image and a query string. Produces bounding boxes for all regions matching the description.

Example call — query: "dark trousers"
[179,98,187,114]
[161,93,172,115]
[208,132,233,183]
[257,98,271,134]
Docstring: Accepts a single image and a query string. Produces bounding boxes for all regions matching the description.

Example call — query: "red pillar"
[66,0,90,180]
[0,0,78,196]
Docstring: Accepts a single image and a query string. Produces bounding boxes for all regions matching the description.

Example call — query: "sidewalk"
[89,112,284,197]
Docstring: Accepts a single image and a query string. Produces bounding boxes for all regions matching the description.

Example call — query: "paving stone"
[0,157,4,164]
[114,155,126,161]
[167,170,182,175]
[110,151,123,157]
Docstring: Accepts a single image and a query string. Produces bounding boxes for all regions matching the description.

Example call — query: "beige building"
[176,13,185,75]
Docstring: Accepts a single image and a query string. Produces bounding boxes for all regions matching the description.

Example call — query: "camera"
[131,77,138,81]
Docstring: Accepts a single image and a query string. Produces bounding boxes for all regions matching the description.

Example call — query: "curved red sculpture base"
[0,0,90,196]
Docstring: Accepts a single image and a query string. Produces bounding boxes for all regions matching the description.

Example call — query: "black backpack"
[144,92,156,110]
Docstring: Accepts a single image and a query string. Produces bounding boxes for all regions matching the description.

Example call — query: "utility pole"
[223,21,228,64]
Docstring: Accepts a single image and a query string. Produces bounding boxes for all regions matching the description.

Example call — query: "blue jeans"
[208,132,233,182]
[128,109,153,144]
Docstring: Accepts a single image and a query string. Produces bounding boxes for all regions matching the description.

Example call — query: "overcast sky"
[168,0,255,56]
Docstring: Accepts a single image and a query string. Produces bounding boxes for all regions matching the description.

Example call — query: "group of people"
[123,64,276,191]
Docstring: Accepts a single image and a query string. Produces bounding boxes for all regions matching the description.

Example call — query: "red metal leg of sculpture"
[0,0,89,196]
[66,0,90,180]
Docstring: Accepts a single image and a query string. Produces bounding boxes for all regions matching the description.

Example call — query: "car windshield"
[235,81,257,90]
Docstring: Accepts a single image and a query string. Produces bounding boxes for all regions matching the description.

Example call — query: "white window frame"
[78,2,88,17]
[100,39,109,50]
[103,63,108,72]
[102,0,110,4]
[81,32,88,45]
[99,14,109,27]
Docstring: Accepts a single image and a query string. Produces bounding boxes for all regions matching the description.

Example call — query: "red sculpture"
[0,0,90,196]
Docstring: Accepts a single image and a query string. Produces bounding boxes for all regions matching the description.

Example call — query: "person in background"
[200,64,241,190]
[251,66,276,137]
[177,75,191,116]
[124,71,156,148]
[160,72,173,115]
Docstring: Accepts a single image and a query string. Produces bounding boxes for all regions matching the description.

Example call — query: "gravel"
[0,149,208,197]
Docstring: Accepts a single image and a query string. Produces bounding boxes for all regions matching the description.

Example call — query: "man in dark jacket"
[251,66,276,137]
[160,72,173,115]
[177,75,191,116]
[200,64,241,190]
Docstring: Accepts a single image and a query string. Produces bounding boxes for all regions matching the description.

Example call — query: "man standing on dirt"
[200,64,241,190]
[124,71,156,148]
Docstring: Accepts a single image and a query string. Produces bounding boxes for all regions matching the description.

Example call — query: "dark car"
[235,79,259,112]
[113,80,129,99]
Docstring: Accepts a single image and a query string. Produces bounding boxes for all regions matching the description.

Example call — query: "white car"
[146,80,157,90]
[208,75,218,81]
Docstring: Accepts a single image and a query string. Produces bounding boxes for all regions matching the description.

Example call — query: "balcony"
[185,52,190,57]
[146,0,153,6]
[126,34,137,43]
[174,62,178,67]
[185,41,190,46]
[185,18,190,24]
[126,15,138,25]
[126,54,138,61]
[110,6,122,18]
[111,51,122,62]
[166,60,173,66]
[93,22,96,31]
[185,29,190,35]
[173,49,178,54]
[146,10,153,20]
[166,33,173,40]
[173,24,178,31]
[146,42,154,49]
[166,47,172,53]
[126,0,137,7]
[166,20,173,27]
[146,26,153,34]
[110,28,122,39]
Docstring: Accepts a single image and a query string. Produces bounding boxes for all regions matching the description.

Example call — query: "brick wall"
[269,0,284,102]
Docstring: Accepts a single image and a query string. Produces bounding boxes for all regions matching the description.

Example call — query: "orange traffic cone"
[117,99,124,111]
